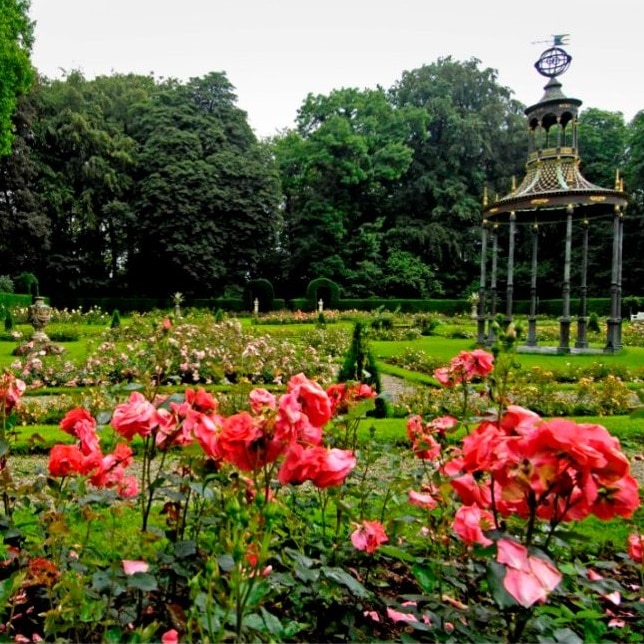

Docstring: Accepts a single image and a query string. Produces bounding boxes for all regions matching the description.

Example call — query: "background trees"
[0,45,641,304]
[127,73,282,297]
[0,0,34,156]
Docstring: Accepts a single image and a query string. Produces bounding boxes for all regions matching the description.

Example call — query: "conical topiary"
[337,321,381,393]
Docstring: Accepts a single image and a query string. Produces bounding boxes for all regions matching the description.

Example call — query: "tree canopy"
[0,0,34,156]
[0,49,642,304]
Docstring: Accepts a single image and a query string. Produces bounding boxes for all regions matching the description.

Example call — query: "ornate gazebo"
[477,38,628,354]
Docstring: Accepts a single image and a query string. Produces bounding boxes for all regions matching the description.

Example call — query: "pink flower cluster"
[408,348,641,612]
[407,414,457,460]
[447,405,640,526]
[0,372,26,415]
[49,408,138,497]
[326,382,377,415]
[49,375,372,493]
[433,349,494,387]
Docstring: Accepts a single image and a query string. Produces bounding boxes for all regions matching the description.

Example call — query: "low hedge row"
[0,292,637,319]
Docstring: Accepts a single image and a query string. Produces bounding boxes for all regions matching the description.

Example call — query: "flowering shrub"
[11,314,342,388]
[0,326,642,642]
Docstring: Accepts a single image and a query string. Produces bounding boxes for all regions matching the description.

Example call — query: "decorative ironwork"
[535,46,572,78]
[478,36,629,354]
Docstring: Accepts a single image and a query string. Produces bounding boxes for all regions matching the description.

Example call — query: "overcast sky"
[27,0,642,138]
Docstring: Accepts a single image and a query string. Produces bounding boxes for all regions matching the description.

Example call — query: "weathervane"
[534,34,572,78]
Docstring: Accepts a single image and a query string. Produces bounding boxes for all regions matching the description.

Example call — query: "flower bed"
[0,317,642,642]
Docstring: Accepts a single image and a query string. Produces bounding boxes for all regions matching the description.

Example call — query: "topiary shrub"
[0,275,14,293]
[306,277,340,311]
[110,309,121,329]
[246,279,275,312]
[337,321,381,394]
[588,311,601,333]
[14,272,39,296]
[4,308,13,331]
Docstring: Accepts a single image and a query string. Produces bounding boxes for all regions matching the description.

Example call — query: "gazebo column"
[605,207,623,352]
[505,212,516,326]
[477,221,488,345]
[575,218,589,348]
[527,222,539,346]
[488,224,499,343]
[558,205,573,353]
[617,209,624,350]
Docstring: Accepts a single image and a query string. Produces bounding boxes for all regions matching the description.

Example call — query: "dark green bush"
[14,271,38,296]
[588,311,601,333]
[4,308,13,331]
[306,278,341,310]
[246,278,275,312]
[47,328,80,342]
[338,321,381,393]
[110,309,121,329]
[0,275,14,293]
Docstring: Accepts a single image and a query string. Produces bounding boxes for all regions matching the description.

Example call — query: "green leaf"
[259,606,284,636]
[0,574,20,605]
[378,544,417,563]
[96,410,113,425]
[550,627,584,643]
[127,572,158,592]
[217,554,234,572]
[411,563,436,593]
[486,561,517,608]
[0,439,9,458]
[294,562,319,583]
[174,540,196,558]
[322,567,370,598]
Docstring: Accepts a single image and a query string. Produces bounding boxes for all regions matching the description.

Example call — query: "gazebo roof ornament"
[483,35,628,223]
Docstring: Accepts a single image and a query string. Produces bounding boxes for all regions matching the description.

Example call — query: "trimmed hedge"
[511,298,613,317]
[0,292,34,309]
[338,298,469,315]
[74,297,167,313]
[305,278,341,310]
[245,279,275,312]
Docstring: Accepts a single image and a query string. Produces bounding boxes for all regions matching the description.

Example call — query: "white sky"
[27,0,642,138]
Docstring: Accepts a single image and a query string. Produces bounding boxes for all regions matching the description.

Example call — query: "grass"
[372,334,644,373]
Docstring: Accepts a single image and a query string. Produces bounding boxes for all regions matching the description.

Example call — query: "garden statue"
[254,298,259,314]
[468,292,479,319]
[318,298,324,313]
[28,296,51,342]
[13,296,64,356]
[172,292,183,318]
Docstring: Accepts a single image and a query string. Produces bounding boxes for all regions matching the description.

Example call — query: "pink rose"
[351,520,388,554]
[627,533,643,563]
[111,391,159,441]
[452,504,494,547]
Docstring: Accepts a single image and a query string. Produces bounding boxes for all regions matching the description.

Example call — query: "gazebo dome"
[484,64,627,223]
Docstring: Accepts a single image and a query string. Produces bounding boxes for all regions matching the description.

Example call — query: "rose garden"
[0,304,642,642]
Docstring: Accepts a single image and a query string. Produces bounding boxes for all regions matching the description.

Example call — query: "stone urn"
[28,296,52,342]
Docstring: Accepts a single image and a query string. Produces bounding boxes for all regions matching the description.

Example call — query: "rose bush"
[0,318,641,642]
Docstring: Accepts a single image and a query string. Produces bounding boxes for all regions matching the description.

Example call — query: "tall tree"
[0,0,34,156]
[273,87,425,297]
[0,89,50,277]
[623,110,644,295]
[30,71,146,297]
[128,72,282,296]
[388,57,526,296]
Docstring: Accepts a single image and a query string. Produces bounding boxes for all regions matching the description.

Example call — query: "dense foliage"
[0,39,642,304]
[0,0,34,156]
